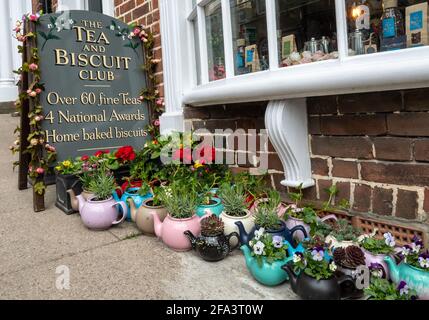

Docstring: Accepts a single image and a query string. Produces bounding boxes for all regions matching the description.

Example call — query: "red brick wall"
[184,88,429,228]
[114,0,163,97]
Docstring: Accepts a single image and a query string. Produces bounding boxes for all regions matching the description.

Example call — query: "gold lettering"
[54,49,69,65]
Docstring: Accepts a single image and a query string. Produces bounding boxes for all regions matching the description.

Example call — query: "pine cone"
[344,246,365,268]
[333,247,346,265]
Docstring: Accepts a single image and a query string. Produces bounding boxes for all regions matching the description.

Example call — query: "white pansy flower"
[293,254,301,263]
[254,228,265,241]
[253,241,265,255]
[329,262,337,272]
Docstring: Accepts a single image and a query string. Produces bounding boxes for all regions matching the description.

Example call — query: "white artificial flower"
[110,25,115,30]
[293,254,301,263]
[329,262,337,272]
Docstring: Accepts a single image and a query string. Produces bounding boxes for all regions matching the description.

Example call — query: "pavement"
[0,114,297,300]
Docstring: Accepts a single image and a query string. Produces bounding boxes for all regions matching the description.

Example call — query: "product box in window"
[406,2,429,47]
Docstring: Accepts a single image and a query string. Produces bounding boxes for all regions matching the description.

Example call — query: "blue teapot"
[235,220,308,248]
[112,187,152,221]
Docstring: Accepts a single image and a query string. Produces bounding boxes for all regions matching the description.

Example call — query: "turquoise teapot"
[385,256,429,300]
[112,187,152,221]
[285,240,332,262]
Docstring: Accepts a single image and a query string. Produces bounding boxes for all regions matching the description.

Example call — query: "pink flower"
[156,98,164,106]
[139,96,144,101]
[153,119,160,127]
[36,167,45,174]
[27,89,32,94]
[34,115,44,122]
[133,27,141,35]
[35,88,42,94]
[29,91,37,97]
[28,166,33,173]
[29,63,38,71]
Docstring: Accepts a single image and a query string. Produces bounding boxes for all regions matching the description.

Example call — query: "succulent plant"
[201,214,224,236]
[218,183,248,217]
[333,245,366,268]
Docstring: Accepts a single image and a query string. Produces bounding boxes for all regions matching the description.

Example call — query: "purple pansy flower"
[272,236,283,249]
[383,232,395,247]
[311,246,324,262]
[418,251,429,269]
[369,262,385,278]
[397,281,409,296]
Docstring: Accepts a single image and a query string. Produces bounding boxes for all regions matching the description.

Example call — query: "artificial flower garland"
[10,12,57,195]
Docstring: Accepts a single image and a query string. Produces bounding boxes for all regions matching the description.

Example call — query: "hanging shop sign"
[37,10,149,162]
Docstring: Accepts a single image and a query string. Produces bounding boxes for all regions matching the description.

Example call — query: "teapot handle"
[320,214,337,223]
[290,225,308,240]
[112,201,127,225]
[226,232,240,252]
[337,274,356,299]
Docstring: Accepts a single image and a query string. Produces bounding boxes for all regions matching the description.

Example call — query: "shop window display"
[276,0,338,67]
[205,0,226,81]
[346,0,429,55]
[230,0,269,75]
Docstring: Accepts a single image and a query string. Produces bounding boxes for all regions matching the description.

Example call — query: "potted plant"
[360,232,396,279]
[324,219,365,250]
[241,229,291,286]
[152,181,207,252]
[332,245,367,298]
[236,190,308,248]
[218,183,254,247]
[55,158,82,214]
[282,246,354,300]
[128,186,168,235]
[77,170,127,231]
[364,277,418,300]
[385,236,429,299]
[185,214,240,262]
[283,185,337,242]
[195,177,224,217]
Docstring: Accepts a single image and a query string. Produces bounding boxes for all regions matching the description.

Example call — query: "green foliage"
[201,214,224,236]
[34,181,46,195]
[218,183,248,217]
[364,277,417,300]
[292,249,336,281]
[249,232,288,267]
[254,190,283,230]
[55,159,79,175]
[361,236,395,255]
[157,181,200,219]
[328,219,362,242]
[88,171,117,201]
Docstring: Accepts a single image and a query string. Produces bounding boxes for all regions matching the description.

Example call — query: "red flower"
[172,148,192,163]
[115,146,136,162]
[94,150,109,157]
[81,155,89,161]
[196,146,216,164]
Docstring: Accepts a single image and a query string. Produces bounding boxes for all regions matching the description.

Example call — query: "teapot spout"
[183,231,197,249]
[240,245,252,266]
[112,189,121,202]
[67,189,79,211]
[235,221,250,246]
[281,262,298,293]
[75,194,86,213]
[151,212,163,238]
[384,255,399,281]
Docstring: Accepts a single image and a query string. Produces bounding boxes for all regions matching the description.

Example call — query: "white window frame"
[57,0,114,16]
[172,0,429,106]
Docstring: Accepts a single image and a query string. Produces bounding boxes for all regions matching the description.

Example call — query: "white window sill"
[183,46,429,106]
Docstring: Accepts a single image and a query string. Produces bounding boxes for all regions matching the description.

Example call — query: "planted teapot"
[185,214,239,261]
[129,197,167,235]
[282,263,354,300]
[235,220,307,248]
[112,187,152,221]
[77,194,127,230]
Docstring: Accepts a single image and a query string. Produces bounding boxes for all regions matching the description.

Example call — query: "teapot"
[112,187,152,221]
[76,194,127,231]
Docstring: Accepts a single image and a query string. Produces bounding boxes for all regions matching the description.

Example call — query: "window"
[88,0,103,13]
[346,0,429,56]
[39,0,53,13]
[276,0,338,67]
[205,0,226,81]
[230,0,269,75]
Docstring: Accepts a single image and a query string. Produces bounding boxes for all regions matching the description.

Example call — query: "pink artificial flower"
[36,167,45,174]
[28,166,33,173]
[29,14,38,22]
[133,27,141,35]
[27,89,32,94]
[29,91,37,97]
[35,88,42,94]
[29,63,38,71]
[34,115,44,122]
[153,119,160,127]
[155,98,164,106]
[139,96,144,101]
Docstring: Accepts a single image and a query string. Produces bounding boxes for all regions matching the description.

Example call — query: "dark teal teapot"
[235,220,308,248]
